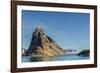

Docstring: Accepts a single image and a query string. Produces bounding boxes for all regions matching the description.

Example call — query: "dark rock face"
[23,27,64,56]
[77,49,90,57]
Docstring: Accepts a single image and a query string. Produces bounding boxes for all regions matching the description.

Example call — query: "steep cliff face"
[24,27,64,56]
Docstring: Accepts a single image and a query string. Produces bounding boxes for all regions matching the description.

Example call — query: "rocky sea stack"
[23,27,64,56]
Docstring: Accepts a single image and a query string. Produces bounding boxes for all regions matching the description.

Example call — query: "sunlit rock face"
[23,27,64,56]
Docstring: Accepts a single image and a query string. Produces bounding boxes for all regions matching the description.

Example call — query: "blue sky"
[22,10,90,50]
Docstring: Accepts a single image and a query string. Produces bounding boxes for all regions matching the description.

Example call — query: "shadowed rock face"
[77,49,90,57]
[23,27,64,56]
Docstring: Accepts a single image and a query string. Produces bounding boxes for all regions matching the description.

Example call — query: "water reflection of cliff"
[31,56,52,62]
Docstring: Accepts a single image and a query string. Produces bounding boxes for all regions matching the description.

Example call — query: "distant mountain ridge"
[23,27,64,56]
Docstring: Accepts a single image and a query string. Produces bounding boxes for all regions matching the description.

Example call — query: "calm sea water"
[22,55,90,62]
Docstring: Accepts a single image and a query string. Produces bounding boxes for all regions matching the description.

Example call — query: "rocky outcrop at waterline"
[77,49,90,57]
[23,27,64,56]
[22,48,27,56]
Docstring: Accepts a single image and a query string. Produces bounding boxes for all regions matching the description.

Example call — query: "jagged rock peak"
[23,27,64,56]
[34,27,46,36]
